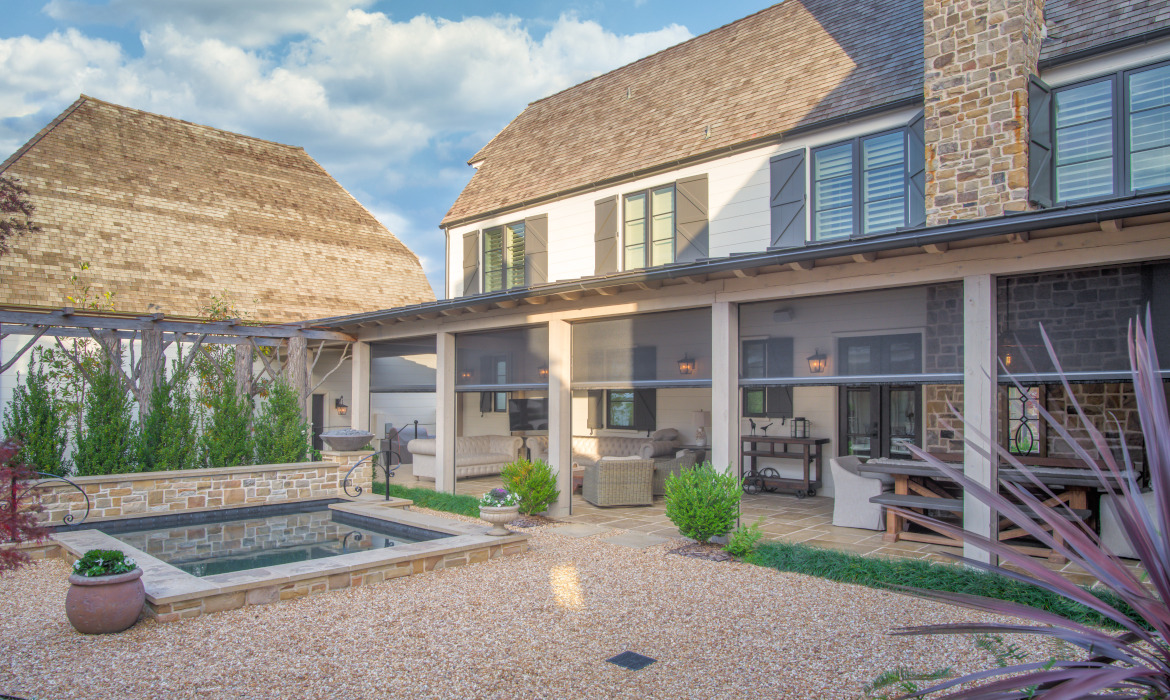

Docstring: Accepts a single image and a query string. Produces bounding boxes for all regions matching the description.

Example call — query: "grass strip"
[748,540,1138,630]
[371,481,481,518]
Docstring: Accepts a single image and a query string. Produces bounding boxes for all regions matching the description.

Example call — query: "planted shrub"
[500,458,560,515]
[1,354,67,475]
[0,439,50,572]
[74,359,137,476]
[137,364,198,472]
[200,382,253,468]
[664,462,741,543]
[724,517,765,558]
[72,549,137,577]
[253,379,310,465]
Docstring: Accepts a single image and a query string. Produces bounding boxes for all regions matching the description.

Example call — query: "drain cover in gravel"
[606,651,657,670]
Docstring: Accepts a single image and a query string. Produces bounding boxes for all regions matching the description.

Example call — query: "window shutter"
[462,231,480,296]
[479,392,492,413]
[633,389,657,433]
[594,196,619,275]
[1028,75,1054,208]
[524,214,547,286]
[905,110,926,228]
[675,174,709,263]
[769,150,806,248]
[766,337,794,378]
[765,387,794,418]
[632,346,657,382]
[480,355,496,385]
[587,390,604,429]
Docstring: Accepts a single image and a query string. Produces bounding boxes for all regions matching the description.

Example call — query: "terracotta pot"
[65,568,145,635]
[479,505,520,536]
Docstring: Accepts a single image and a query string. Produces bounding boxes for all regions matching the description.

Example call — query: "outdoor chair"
[1100,488,1159,560]
[830,456,891,530]
[582,458,654,507]
[652,450,699,497]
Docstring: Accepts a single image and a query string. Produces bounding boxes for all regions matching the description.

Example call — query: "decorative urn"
[66,567,145,635]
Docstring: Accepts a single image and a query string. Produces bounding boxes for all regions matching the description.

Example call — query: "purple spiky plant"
[889,310,1170,698]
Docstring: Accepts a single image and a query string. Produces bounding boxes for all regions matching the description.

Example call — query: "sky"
[0,0,774,298]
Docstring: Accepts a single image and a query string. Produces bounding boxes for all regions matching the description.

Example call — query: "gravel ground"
[1,511,1058,700]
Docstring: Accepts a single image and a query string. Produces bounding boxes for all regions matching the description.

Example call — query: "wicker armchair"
[582,458,654,507]
[652,450,699,497]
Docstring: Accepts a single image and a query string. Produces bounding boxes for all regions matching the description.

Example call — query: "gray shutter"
[905,110,926,228]
[479,392,492,413]
[769,151,806,248]
[766,337,794,378]
[587,390,604,429]
[462,231,480,296]
[675,175,709,263]
[765,387,794,419]
[524,214,548,286]
[594,196,618,275]
[632,346,657,382]
[1029,75,1054,208]
[633,389,657,433]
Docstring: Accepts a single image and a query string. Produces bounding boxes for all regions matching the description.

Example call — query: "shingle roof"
[1,96,434,322]
[442,0,1170,228]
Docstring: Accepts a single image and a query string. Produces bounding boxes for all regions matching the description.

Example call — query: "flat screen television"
[508,398,549,431]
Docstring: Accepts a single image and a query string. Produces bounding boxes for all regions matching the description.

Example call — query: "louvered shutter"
[905,110,926,228]
[524,214,548,285]
[587,390,604,430]
[1028,75,1054,208]
[769,151,806,248]
[479,392,492,413]
[765,387,794,418]
[594,196,618,275]
[675,175,709,263]
[632,346,657,382]
[462,231,480,296]
[633,389,657,433]
[764,337,794,418]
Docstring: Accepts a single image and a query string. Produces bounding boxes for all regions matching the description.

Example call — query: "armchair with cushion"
[582,458,655,507]
[830,456,891,530]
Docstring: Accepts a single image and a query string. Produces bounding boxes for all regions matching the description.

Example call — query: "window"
[594,389,656,431]
[740,337,794,418]
[479,391,508,413]
[812,130,909,240]
[838,334,922,376]
[607,390,635,428]
[1048,61,1170,203]
[1001,386,1046,456]
[624,185,675,270]
[483,221,525,292]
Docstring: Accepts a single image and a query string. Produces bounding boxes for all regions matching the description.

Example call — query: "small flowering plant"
[73,549,138,577]
[478,488,520,509]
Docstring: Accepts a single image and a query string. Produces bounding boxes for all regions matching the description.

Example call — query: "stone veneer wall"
[923,0,1045,223]
[33,450,374,525]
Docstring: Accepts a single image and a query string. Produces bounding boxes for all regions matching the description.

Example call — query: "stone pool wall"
[32,450,375,525]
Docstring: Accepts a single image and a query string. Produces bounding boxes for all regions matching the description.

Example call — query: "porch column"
[349,340,370,433]
[712,301,740,474]
[963,274,998,565]
[547,318,572,517]
[435,331,457,494]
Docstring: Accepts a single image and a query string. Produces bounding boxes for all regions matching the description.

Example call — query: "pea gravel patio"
[1,510,1056,700]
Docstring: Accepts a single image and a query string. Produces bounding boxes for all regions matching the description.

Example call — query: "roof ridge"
[0,96,89,174]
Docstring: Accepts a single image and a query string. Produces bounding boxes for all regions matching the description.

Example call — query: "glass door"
[842,387,879,458]
[839,385,922,459]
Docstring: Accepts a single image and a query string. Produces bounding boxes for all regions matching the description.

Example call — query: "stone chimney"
[923,0,1046,224]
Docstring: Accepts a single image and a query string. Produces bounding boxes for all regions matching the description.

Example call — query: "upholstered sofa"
[525,429,680,466]
[407,435,524,480]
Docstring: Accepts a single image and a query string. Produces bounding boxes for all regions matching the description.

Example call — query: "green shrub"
[200,383,253,468]
[371,481,480,517]
[724,517,765,558]
[74,359,137,476]
[664,462,741,543]
[72,549,137,577]
[1,355,67,475]
[253,379,310,464]
[500,458,560,515]
[137,364,198,472]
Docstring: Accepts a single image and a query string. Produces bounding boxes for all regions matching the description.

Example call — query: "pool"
[94,500,451,577]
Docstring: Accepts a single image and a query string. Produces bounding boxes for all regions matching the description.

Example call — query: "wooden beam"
[1007,231,1030,244]
[1101,219,1124,234]
[787,261,814,271]
[0,307,355,341]
[852,252,877,263]
[634,281,662,291]
[596,286,621,295]
[923,242,949,254]
[525,296,549,305]
[495,300,520,309]
[556,291,583,301]
[440,308,464,316]
[733,268,759,278]
[682,274,708,285]
[0,324,292,347]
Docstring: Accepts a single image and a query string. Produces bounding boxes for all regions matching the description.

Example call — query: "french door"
[839,385,922,459]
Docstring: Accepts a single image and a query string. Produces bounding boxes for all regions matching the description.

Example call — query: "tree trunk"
[285,337,308,418]
[137,329,164,415]
[234,339,254,398]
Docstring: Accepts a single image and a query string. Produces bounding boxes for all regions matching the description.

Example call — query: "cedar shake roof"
[442,0,1170,228]
[1,96,434,323]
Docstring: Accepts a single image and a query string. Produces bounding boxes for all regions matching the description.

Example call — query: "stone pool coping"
[52,497,528,622]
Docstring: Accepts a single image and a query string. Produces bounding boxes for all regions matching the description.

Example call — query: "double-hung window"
[812,129,912,241]
[623,185,675,270]
[1047,60,1170,203]
[483,221,525,292]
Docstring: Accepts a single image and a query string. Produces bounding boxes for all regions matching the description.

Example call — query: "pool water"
[98,502,448,577]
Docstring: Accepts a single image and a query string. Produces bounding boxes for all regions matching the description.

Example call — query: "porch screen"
[998,263,1170,381]
[738,282,964,386]
[370,337,436,392]
[455,325,549,391]
[571,308,712,388]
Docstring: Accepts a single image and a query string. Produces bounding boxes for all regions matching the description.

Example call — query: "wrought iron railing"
[341,421,416,499]
[7,472,92,527]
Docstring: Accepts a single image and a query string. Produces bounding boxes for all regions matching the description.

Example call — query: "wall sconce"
[459,369,474,382]
[334,396,349,416]
[1004,350,1013,368]
[807,350,827,374]
[677,354,697,376]
[538,365,549,380]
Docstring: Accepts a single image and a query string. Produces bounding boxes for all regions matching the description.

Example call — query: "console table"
[740,436,830,498]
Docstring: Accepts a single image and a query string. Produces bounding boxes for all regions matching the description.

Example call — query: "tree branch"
[310,343,352,394]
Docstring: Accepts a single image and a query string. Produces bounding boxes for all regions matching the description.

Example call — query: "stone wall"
[924,384,965,454]
[33,451,374,525]
[923,0,1045,223]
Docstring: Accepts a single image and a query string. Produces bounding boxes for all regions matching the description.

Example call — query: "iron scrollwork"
[15,472,92,526]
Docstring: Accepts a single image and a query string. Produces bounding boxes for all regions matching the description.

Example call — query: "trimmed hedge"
[371,481,481,518]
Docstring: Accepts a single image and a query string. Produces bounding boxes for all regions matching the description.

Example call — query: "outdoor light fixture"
[807,350,828,374]
[334,396,349,416]
[677,354,697,375]
[538,365,549,380]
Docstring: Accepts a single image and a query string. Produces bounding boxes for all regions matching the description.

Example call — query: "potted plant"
[478,488,521,536]
[66,549,145,634]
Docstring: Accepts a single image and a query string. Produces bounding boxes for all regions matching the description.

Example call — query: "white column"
[349,341,371,432]
[546,318,573,517]
[711,301,740,475]
[435,331,457,494]
[963,274,998,565]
